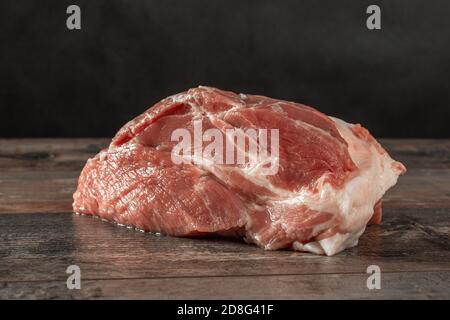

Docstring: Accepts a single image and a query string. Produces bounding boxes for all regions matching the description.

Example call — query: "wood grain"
[0,138,449,299]
[2,271,449,299]
[0,138,108,172]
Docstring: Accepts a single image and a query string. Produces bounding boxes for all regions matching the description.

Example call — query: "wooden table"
[0,139,449,299]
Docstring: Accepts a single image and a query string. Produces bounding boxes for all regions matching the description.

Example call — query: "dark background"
[1,0,449,138]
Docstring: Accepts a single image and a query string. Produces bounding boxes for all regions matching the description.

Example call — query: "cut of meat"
[73,86,406,255]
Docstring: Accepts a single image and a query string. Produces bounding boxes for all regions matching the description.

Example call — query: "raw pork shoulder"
[73,86,405,255]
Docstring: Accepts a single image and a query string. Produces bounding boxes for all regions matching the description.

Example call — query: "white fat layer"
[293,228,366,255]
[291,116,403,255]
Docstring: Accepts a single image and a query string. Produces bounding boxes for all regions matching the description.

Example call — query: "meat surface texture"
[73,86,406,255]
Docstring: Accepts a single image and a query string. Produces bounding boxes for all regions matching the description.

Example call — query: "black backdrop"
[1,0,449,138]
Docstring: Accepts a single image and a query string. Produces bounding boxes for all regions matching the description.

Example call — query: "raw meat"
[73,86,405,255]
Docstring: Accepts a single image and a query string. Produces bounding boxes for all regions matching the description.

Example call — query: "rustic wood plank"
[0,208,449,283]
[381,139,450,169]
[0,171,77,213]
[1,271,449,299]
[384,169,450,208]
[0,138,108,172]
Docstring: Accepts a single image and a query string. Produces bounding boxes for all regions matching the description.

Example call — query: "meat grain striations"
[73,87,405,255]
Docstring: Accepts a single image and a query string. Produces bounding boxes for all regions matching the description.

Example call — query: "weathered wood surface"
[2,272,449,300]
[0,138,449,299]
